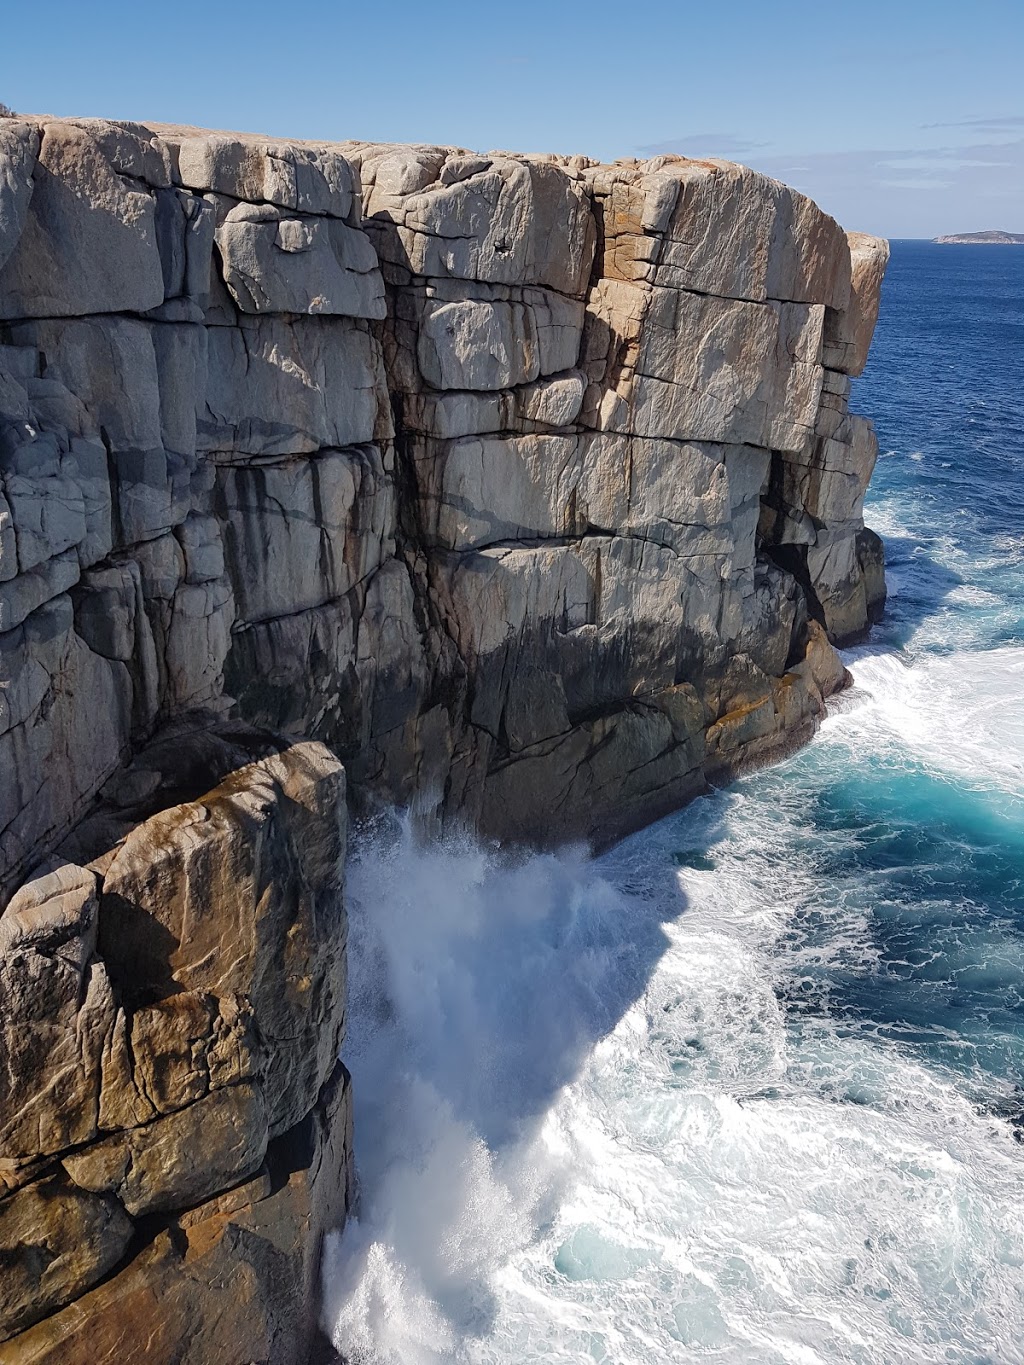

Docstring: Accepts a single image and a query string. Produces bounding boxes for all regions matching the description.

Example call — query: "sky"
[2,0,1022,238]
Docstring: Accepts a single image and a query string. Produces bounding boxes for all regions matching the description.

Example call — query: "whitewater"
[324,242,1024,1364]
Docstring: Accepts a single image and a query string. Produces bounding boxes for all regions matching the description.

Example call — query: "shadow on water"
[331,807,724,1347]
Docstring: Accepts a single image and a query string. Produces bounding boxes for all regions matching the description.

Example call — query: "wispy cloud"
[748,137,1024,235]
[751,138,1024,190]
[920,114,1024,131]
[636,133,771,159]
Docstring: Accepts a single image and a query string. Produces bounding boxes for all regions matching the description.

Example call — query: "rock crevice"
[0,117,888,1360]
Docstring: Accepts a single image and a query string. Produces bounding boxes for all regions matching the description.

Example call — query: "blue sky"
[3,0,1022,237]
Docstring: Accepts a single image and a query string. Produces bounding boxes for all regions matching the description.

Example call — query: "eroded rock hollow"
[0,116,887,1360]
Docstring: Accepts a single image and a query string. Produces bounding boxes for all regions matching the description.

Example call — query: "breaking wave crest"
[323,690,1024,1364]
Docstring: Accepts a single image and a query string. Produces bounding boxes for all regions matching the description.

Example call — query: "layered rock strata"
[0,116,887,1358]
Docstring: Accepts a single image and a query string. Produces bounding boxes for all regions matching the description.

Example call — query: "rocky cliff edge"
[0,116,888,1360]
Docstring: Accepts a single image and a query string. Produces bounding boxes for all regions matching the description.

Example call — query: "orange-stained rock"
[0,728,350,1349]
[0,1173,132,1340]
[3,1063,353,1365]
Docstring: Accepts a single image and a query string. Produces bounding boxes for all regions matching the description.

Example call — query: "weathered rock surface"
[0,118,888,888]
[0,117,888,1360]
[4,1063,353,1365]
[0,1172,133,1340]
[823,232,891,377]
[0,728,348,1355]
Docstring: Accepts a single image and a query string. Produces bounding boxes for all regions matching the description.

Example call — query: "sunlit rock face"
[0,116,887,1361]
[344,142,886,844]
[0,726,351,1362]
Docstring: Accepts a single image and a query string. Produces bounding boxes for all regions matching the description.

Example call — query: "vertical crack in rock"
[0,117,888,1361]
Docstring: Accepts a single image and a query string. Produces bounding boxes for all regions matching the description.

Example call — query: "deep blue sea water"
[326,242,1024,1364]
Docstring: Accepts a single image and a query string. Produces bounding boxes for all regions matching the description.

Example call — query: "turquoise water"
[833,241,1024,1086]
[326,243,1024,1364]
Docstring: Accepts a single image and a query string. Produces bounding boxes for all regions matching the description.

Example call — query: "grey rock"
[0,122,39,275]
[216,205,386,318]
[0,123,165,319]
[200,316,386,455]
[823,232,890,376]
[0,862,112,1166]
[588,157,850,309]
[215,444,392,623]
[0,551,80,633]
[362,150,596,296]
[0,598,134,896]
[173,133,357,218]
[402,368,586,438]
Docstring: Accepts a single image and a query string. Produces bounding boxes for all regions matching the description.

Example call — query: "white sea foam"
[324,788,1024,1364]
[837,646,1024,798]
[323,468,1024,1362]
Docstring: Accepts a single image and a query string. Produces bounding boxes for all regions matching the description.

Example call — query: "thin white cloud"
[637,133,771,158]
[920,114,1024,131]
[879,180,954,192]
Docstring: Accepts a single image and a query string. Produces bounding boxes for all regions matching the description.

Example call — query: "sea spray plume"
[325,772,1024,1362]
[322,812,688,1362]
[322,600,1024,1361]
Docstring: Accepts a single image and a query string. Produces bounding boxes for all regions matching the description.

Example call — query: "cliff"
[0,116,888,1360]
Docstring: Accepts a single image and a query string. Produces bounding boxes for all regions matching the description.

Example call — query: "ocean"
[324,241,1024,1364]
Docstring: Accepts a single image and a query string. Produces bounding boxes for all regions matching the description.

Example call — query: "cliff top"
[2,111,832,202]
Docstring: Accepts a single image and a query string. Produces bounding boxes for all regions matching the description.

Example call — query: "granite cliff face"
[0,117,887,1360]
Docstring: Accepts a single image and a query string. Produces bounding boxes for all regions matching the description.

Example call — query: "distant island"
[933,230,1024,244]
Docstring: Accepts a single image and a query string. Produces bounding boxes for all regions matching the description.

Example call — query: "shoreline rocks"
[0,117,888,1360]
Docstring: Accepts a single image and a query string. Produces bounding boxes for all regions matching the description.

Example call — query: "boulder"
[0,1174,132,1341]
[362,150,596,296]
[587,157,850,309]
[216,203,386,318]
[172,133,357,219]
[0,123,165,319]
[97,737,347,1136]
